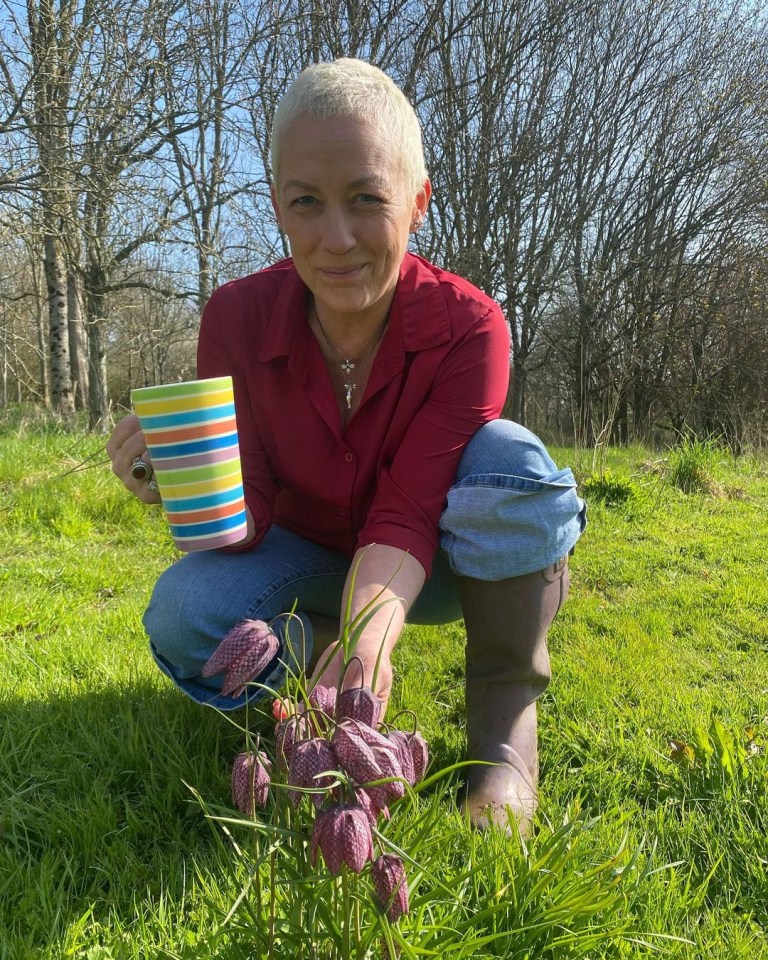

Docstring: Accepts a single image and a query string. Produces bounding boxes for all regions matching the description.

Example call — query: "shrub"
[581,469,642,507]
[665,436,727,494]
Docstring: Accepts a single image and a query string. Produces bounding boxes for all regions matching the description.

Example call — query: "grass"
[1,413,767,958]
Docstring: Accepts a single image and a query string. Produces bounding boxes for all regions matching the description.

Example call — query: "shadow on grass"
[1,678,472,957]
[0,679,270,955]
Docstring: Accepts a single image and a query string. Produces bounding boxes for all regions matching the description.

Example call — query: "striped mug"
[130,376,248,551]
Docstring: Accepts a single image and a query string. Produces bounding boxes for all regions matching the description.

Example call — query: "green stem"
[268,848,276,958]
[341,866,351,960]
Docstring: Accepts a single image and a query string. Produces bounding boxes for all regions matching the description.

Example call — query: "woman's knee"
[455,419,559,483]
[440,419,586,579]
[142,553,235,668]
[143,562,191,666]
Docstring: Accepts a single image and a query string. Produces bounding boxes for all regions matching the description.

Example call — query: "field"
[1,412,767,958]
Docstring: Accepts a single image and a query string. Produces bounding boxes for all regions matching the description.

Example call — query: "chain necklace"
[313,309,388,410]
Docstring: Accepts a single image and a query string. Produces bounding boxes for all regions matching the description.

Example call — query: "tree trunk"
[0,302,7,407]
[85,263,110,430]
[68,269,89,408]
[43,232,75,418]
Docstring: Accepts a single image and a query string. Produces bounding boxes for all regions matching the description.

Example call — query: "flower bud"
[371,854,409,921]
[231,750,271,815]
[310,804,374,875]
[272,697,292,721]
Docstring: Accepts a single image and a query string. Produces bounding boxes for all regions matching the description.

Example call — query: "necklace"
[313,310,388,410]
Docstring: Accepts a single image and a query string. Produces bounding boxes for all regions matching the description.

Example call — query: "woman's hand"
[310,639,394,719]
[105,414,162,504]
[308,544,426,721]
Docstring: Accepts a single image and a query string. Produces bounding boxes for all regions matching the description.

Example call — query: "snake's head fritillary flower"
[310,804,374,875]
[308,684,337,716]
[202,619,279,698]
[386,730,417,786]
[371,854,409,922]
[297,684,337,736]
[349,720,399,755]
[202,619,273,677]
[287,736,339,808]
[354,785,388,825]
[407,731,429,783]
[331,719,385,785]
[387,729,429,784]
[368,745,405,804]
[231,750,272,815]
[275,715,301,773]
[336,685,381,728]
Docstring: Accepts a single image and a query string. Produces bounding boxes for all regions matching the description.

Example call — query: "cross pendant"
[344,381,354,409]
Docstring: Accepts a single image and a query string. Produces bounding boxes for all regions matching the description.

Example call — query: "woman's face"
[272,114,430,328]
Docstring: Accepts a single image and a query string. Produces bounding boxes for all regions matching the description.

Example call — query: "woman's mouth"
[319,265,366,279]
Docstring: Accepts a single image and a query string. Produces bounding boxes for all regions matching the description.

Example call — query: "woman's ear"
[418,177,432,216]
[410,178,432,232]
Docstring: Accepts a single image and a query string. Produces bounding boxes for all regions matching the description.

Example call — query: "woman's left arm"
[309,543,425,715]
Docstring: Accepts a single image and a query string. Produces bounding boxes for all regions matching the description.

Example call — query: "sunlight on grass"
[1,424,767,958]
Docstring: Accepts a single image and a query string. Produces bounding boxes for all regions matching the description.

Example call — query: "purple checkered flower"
[371,854,409,921]
[386,731,417,786]
[202,619,279,698]
[407,731,429,783]
[288,736,339,808]
[336,685,381,728]
[369,744,405,802]
[231,750,271,815]
[354,785,389,825]
[331,719,386,785]
[308,684,337,716]
[310,804,374,875]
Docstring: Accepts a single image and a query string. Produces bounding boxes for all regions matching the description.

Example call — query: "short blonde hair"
[271,58,427,194]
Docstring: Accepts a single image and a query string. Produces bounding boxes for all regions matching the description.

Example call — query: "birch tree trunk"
[68,269,89,408]
[28,0,76,418]
[43,230,75,417]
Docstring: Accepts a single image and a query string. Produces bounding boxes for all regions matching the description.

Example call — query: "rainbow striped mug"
[131,376,248,552]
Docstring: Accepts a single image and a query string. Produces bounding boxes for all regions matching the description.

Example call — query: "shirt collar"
[257,252,452,363]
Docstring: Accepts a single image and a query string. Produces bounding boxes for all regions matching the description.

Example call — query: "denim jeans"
[144,419,586,709]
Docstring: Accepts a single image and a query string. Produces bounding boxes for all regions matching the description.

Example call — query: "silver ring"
[131,457,151,480]
[148,478,159,493]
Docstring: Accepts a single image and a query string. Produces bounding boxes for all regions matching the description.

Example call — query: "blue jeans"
[144,420,586,709]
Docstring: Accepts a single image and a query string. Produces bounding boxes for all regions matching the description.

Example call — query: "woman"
[107,58,586,833]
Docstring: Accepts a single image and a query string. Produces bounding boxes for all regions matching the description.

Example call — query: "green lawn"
[1,415,766,958]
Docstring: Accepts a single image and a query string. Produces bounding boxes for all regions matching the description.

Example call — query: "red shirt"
[197,252,510,576]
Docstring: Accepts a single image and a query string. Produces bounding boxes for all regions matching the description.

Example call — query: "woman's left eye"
[355,193,381,204]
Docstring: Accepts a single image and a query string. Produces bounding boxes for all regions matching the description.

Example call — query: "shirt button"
[344,452,354,463]
[338,508,348,517]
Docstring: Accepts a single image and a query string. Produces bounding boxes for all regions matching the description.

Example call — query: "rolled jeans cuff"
[439,467,587,580]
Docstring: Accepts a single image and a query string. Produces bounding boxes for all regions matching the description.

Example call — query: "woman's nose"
[321,207,356,253]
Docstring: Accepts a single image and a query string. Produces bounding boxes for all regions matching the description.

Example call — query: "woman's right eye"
[291,195,317,206]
